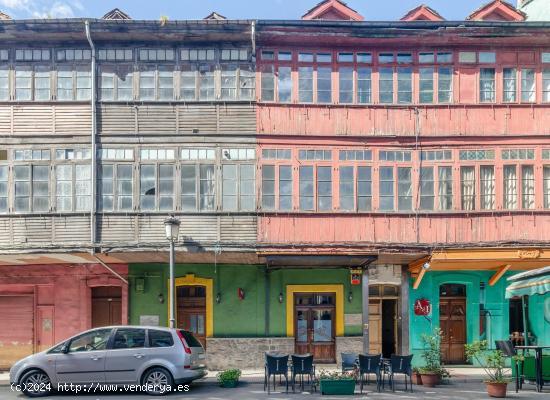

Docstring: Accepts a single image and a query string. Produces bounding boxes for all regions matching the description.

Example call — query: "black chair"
[291,354,316,392]
[358,354,382,393]
[496,340,526,392]
[384,354,413,392]
[264,353,289,394]
[341,352,358,373]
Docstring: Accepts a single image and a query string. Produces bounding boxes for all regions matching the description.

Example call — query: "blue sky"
[0,0,518,20]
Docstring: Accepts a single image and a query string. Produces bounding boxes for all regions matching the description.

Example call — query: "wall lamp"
[238,288,245,301]
[278,292,284,303]
[216,292,221,304]
[348,291,353,303]
[423,262,431,270]
[158,293,164,304]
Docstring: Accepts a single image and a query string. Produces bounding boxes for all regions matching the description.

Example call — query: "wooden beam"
[488,264,511,286]
[413,266,428,290]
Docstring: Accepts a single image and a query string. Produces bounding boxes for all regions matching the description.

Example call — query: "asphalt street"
[0,380,548,400]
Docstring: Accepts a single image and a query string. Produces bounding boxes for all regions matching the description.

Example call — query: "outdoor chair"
[358,353,382,393]
[341,352,358,373]
[496,340,523,391]
[383,354,413,392]
[291,354,316,392]
[264,353,289,394]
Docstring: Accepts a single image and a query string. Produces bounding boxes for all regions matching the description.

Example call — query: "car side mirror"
[61,344,69,354]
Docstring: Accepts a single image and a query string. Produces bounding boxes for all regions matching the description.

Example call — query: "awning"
[505,266,550,299]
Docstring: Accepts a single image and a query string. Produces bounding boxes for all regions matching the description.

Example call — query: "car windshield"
[179,330,202,348]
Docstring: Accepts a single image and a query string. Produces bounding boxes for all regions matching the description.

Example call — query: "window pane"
[158,164,174,211]
[198,66,215,101]
[199,165,215,211]
[113,328,145,349]
[521,165,535,209]
[34,69,51,101]
[32,165,49,212]
[99,165,114,211]
[397,67,412,104]
[278,66,292,103]
[221,65,237,100]
[180,68,196,100]
[261,65,274,101]
[438,167,453,211]
[279,165,292,211]
[0,67,9,101]
[379,67,393,104]
[139,69,155,100]
[480,68,495,103]
[503,165,517,209]
[181,165,197,211]
[503,68,517,103]
[521,69,535,103]
[262,165,275,210]
[240,164,255,211]
[298,66,313,103]
[317,67,332,104]
[158,68,174,100]
[544,167,550,209]
[357,67,371,104]
[379,166,394,211]
[461,166,475,210]
[15,69,32,101]
[397,167,412,210]
[339,67,353,104]
[480,166,495,210]
[57,69,73,101]
[420,167,434,210]
[117,68,133,101]
[339,166,354,211]
[438,67,452,103]
[222,164,237,211]
[317,166,332,211]
[75,164,91,212]
[56,165,72,211]
[299,166,313,211]
[239,66,255,100]
[140,165,156,210]
[419,67,433,104]
[117,164,133,211]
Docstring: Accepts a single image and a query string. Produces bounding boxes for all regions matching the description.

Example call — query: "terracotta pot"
[411,372,423,385]
[485,382,507,398]
[419,373,439,387]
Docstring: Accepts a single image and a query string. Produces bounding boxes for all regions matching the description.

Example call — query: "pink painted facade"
[255,20,550,253]
[0,263,128,368]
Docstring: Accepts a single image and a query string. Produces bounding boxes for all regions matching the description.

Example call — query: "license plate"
[198,354,205,359]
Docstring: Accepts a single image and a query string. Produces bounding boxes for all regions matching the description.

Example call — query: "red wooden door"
[91,287,122,328]
[177,286,206,348]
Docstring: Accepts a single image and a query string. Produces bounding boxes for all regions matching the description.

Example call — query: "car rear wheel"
[20,369,52,398]
[142,367,173,396]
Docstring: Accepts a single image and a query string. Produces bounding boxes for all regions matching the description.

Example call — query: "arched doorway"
[439,284,467,364]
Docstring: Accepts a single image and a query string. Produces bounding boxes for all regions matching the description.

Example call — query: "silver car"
[10,326,207,397]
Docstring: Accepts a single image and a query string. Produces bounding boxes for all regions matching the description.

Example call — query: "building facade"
[1,0,550,370]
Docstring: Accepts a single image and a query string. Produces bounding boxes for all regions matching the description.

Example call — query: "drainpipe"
[251,21,256,58]
[85,21,97,254]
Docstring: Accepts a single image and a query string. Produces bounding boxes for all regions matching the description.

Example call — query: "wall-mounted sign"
[350,269,362,285]
[414,298,432,316]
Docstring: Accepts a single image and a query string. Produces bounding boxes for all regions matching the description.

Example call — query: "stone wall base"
[206,337,294,370]
[206,336,365,370]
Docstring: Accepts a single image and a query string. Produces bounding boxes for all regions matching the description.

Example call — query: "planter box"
[220,380,238,388]
[319,379,356,395]
[412,372,423,385]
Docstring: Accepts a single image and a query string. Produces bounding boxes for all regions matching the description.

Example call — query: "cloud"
[0,0,84,18]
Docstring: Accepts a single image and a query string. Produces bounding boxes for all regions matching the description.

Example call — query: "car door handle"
[133,354,145,359]
[90,356,102,361]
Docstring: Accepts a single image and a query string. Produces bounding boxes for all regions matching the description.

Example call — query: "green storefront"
[128,263,408,369]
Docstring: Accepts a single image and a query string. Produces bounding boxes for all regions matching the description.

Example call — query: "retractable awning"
[505,266,550,299]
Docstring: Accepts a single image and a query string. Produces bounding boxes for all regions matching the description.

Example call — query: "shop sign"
[350,269,362,285]
[414,298,432,316]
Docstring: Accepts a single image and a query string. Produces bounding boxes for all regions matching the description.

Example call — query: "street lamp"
[164,215,180,329]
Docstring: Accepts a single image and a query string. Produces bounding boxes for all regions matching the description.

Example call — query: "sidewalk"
[0,366,487,386]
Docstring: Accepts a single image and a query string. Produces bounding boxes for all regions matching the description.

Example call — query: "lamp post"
[164,215,180,329]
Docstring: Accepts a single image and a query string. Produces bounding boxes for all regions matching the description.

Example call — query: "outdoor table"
[514,345,550,392]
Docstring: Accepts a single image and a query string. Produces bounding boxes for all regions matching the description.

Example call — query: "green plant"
[418,328,443,374]
[465,340,510,384]
[216,369,241,386]
[159,15,169,26]
[318,369,356,381]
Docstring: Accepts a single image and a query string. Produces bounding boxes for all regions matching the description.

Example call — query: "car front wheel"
[19,369,52,398]
[142,367,173,396]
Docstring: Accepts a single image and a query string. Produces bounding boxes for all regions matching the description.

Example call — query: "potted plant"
[216,369,242,388]
[318,369,356,395]
[465,340,509,398]
[418,328,445,387]
[411,367,423,385]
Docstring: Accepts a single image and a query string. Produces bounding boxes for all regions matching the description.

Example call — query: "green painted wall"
[408,270,550,365]
[529,291,550,346]
[128,264,362,337]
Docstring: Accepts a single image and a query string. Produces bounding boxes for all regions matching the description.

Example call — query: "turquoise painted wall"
[129,264,362,337]
[530,291,550,346]
[409,270,550,365]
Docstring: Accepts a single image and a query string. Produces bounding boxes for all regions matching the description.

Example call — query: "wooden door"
[294,293,335,363]
[177,286,206,348]
[368,299,382,355]
[440,298,467,364]
[37,306,54,352]
[91,286,122,328]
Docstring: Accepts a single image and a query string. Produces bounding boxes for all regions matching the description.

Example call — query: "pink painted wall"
[0,263,128,366]
[258,213,550,245]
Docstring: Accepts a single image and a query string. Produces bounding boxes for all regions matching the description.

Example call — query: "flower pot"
[411,372,423,385]
[485,382,507,398]
[319,379,356,395]
[420,373,440,388]
[220,380,238,388]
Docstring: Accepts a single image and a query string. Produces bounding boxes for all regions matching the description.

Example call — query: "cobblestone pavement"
[1,379,548,399]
